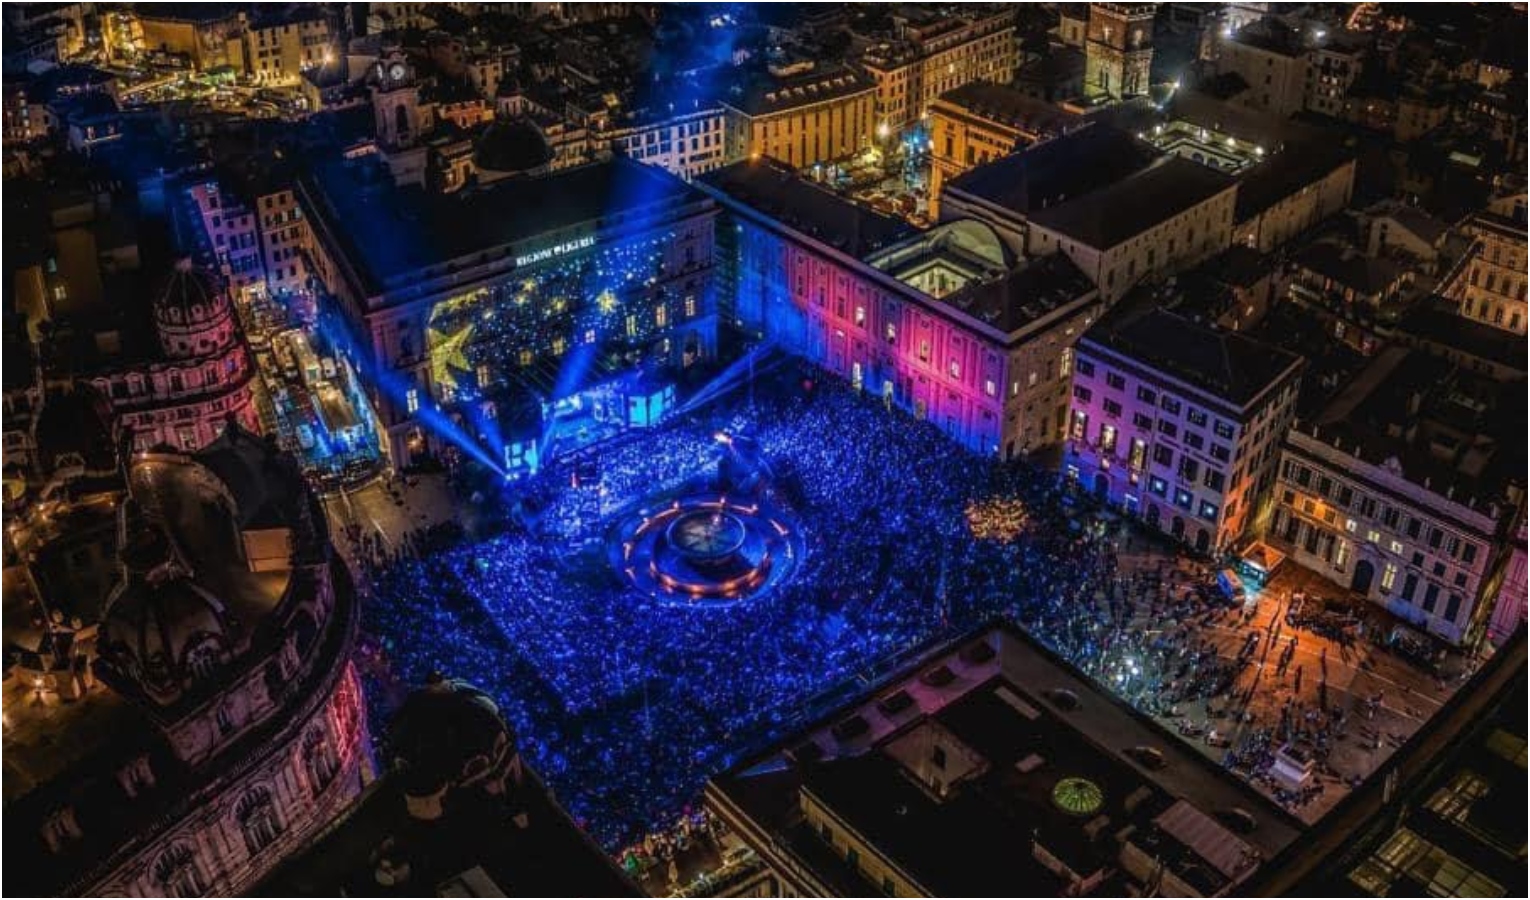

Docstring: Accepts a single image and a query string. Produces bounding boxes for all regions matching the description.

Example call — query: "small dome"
[474,116,553,176]
[389,675,519,818]
[153,259,228,333]
[97,572,235,705]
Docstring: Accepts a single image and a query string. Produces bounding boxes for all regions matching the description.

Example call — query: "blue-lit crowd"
[357,367,1349,850]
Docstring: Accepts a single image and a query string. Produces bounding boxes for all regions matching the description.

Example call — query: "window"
[1187,408,1208,427]
[932,745,947,769]
[1103,399,1122,417]
[1074,385,1093,402]
[1199,500,1219,520]
[1184,432,1204,450]
[154,845,206,898]
[1106,372,1126,390]
[1076,359,1095,377]
[237,787,284,855]
[1100,424,1118,455]
[948,359,961,379]
[1158,420,1178,438]
[1381,563,1397,591]
[1148,476,1168,496]
[1174,488,1194,511]
[406,388,419,414]
[1059,347,1073,378]
[1132,412,1153,429]
[1213,420,1235,439]
[1071,410,1089,441]
[1153,445,1174,466]
[1136,386,1157,404]
[1179,458,1199,482]
[886,322,897,343]
[1210,444,1230,462]
[984,379,996,397]
[1203,469,1225,492]
[1161,397,1182,415]
[305,726,340,793]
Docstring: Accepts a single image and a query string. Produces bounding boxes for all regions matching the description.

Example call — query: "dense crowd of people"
[356,366,1408,851]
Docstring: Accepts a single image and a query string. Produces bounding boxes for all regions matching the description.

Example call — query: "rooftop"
[934,80,1082,138]
[1083,304,1303,408]
[709,623,1301,897]
[944,123,1161,219]
[300,156,705,295]
[700,158,915,259]
[1234,137,1356,223]
[1027,155,1237,250]
[1304,350,1526,514]
[721,62,876,117]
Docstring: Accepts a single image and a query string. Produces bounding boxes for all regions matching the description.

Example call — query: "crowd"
[358,366,1376,850]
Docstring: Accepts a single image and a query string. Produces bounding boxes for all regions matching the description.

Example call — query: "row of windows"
[1282,460,1482,566]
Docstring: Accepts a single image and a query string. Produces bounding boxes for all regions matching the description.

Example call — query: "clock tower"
[372,52,425,149]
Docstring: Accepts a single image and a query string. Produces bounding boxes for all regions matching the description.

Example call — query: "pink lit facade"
[720,200,1094,457]
[87,264,259,452]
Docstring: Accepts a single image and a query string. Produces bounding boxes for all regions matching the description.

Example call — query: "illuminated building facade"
[1267,352,1523,647]
[859,6,1019,133]
[5,420,369,897]
[1442,208,1529,336]
[721,61,877,170]
[704,160,1100,457]
[1084,3,1156,100]
[1065,305,1303,553]
[299,156,719,468]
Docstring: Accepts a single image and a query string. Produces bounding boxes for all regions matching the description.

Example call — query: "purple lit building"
[1064,304,1303,554]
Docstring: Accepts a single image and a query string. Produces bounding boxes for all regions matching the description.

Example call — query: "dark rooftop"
[721,62,875,117]
[1084,305,1303,407]
[1234,138,1356,223]
[1396,299,1528,373]
[1027,155,1236,250]
[943,251,1097,333]
[945,123,1161,218]
[301,156,704,295]
[700,159,915,258]
[936,80,1082,138]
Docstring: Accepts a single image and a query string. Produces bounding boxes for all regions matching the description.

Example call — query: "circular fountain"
[612,495,800,606]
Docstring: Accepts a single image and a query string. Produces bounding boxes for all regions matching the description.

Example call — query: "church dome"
[474,116,553,177]
[153,259,232,359]
[388,674,520,820]
[97,569,236,706]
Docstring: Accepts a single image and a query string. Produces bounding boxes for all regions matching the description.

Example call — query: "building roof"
[944,123,1161,218]
[935,80,1082,138]
[301,156,705,295]
[1234,138,1355,223]
[942,251,1097,333]
[700,158,915,258]
[721,62,875,117]
[708,623,1302,898]
[1084,305,1303,407]
[1027,155,1236,250]
[1396,299,1527,373]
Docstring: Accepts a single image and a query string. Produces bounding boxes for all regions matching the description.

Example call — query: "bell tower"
[372,52,422,149]
[1086,3,1157,100]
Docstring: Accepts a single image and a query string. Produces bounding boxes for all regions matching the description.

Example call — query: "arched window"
[304,726,340,793]
[236,786,283,855]
[185,641,222,681]
[153,844,207,898]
